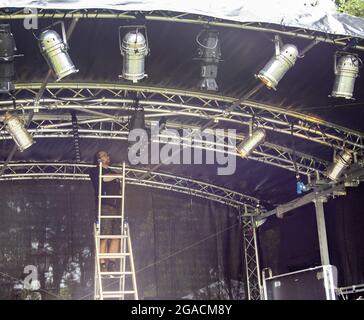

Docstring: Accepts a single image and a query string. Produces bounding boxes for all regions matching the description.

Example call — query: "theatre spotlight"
[237,128,266,158]
[330,52,361,99]
[3,112,34,152]
[119,26,149,83]
[38,21,78,81]
[256,36,299,90]
[0,24,20,93]
[129,104,145,131]
[326,149,352,181]
[196,27,222,91]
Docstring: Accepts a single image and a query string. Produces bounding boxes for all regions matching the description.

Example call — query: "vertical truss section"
[242,211,261,300]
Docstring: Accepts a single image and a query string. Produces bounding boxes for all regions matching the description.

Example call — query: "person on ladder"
[89,150,121,272]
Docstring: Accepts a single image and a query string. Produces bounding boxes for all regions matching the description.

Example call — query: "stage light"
[255,218,266,228]
[296,175,308,194]
[256,36,298,90]
[3,112,34,152]
[129,104,145,131]
[237,128,266,158]
[330,52,361,99]
[196,27,222,91]
[119,26,149,83]
[128,102,148,160]
[0,24,19,93]
[38,21,78,81]
[326,149,352,181]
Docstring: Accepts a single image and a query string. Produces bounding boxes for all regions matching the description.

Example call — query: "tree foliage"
[336,0,364,17]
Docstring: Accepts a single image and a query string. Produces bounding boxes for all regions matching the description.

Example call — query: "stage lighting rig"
[119,26,149,83]
[237,128,266,158]
[326,149,352,181]
[129,102,145,132]
[38,21,78,81]
[330,52,361,100]
[256,35,299,90]
[195,27,222,91]
[0,24,21,93]
[3,111,34,152]
[296,174,308,194]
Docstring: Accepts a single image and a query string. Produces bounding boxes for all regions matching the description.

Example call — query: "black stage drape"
[0,180,245,300]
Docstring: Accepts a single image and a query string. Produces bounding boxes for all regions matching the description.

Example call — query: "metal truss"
[0,112,329,177]
[7,83,363,154]
[0,162,261,212]
[337,284,364,300]
[2,83,358,176]
[1,8,363,51]
[242,214,262,300]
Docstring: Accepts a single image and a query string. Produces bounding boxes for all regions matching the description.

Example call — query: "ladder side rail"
[121,162,126,236]
[120,161,127,299]
[120,226,127,299]
[127,223,139,300]
[96,161,104,300]
[97,161,103,229]
[94,223,104,300]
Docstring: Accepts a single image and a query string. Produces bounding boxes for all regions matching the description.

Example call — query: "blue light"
[296,181,307,194]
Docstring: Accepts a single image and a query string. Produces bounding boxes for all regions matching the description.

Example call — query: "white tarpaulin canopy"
[1,0,364,38]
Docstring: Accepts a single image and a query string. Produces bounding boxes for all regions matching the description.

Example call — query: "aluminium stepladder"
[94,161,138,300]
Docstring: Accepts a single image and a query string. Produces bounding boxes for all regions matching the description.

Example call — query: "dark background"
[0,180,245,300]
[0,179,362,300]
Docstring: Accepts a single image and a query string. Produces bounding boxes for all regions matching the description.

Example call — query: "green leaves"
[336,0,364,17]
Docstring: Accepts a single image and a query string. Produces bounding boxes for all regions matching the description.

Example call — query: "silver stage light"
[330,52,361,99]
[196,27,221,91]
[326,150,352,181]
[237,128,266,158]
[0,24,20,93]
[119,26,149,83]
[38,21,78,81]
[4,112,34,152]
[256,36,299,90]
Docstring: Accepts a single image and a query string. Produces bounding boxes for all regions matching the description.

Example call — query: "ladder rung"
[98,253,130,257]
[97,235,128,239]
[100,175,124,178]
[100,271,133,275]
[100,216,122,218]
[102,291,136,295]
[100,195,123,199]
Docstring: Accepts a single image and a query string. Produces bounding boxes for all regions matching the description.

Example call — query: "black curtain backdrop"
[258,183,364,288]
[0,180,245,300]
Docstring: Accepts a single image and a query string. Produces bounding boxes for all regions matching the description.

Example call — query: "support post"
[242,206,261,300]
[314,196,330,265]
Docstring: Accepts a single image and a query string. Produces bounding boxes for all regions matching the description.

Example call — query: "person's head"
[95,150,110,167]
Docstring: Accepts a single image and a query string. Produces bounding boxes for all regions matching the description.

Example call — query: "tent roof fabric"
[2,0,364,38]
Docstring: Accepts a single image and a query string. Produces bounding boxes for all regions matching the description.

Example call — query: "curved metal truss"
[0,120,329,177]
[8,83,363,153]
[0,162,262,213]
[1,8,363,51]
[1,83,362,177]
